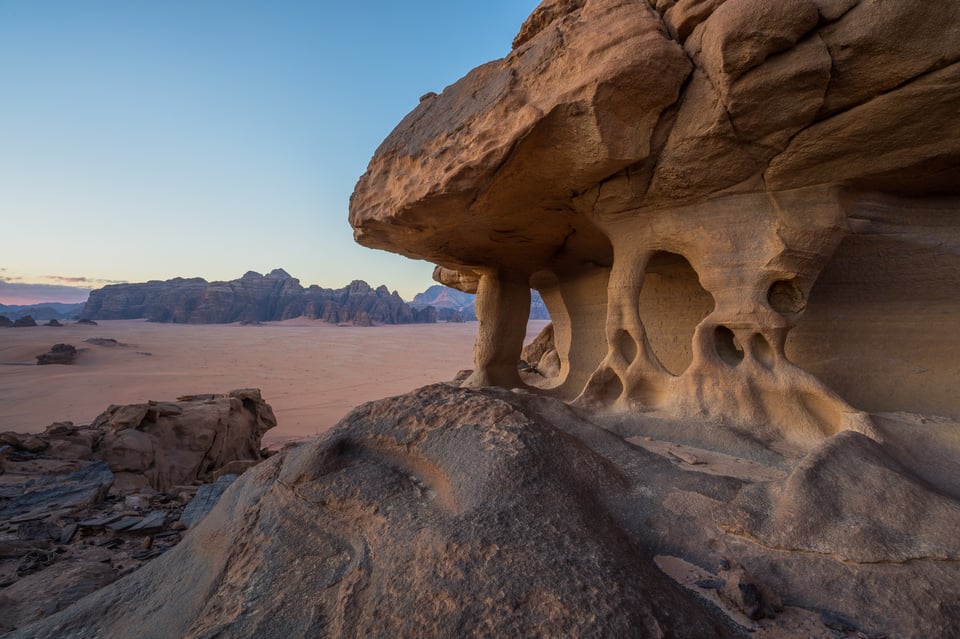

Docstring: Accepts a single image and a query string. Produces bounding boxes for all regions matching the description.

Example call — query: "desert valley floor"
[0,319,550,447]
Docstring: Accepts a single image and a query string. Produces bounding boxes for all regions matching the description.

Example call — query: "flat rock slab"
[178,474,238,528]
[127,511,167,533]
[0,462,114,521]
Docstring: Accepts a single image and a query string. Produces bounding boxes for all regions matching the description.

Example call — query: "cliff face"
[81,270,427,325]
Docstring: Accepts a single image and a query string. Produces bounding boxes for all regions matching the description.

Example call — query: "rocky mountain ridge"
[81,269,436,325]
[80,271,553,325]
[411,285,550,321]
[0,303,84,322]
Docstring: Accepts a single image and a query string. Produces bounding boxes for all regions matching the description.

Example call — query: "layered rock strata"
[350,0,960,442]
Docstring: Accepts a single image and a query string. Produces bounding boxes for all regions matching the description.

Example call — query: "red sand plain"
[0,319,551,447]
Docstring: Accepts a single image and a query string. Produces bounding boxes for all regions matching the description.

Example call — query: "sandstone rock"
[0,432,49,454]
[520,322,556,373]
[74,318,97,325]
[177,473,239,528]
[81,270,431,325]
[716,565,783,621]
[0,315,12,327]
[35,343,78,365]
[91,389,277,492]
[0,560,117,633]
[12,384,960,638]
[0,462,114,521]
[9,385,734,638]
[13,316,37,328]
[349,0,960,444]
[42,319,62,327]
[721,430,960,563]
[0,392,279,633]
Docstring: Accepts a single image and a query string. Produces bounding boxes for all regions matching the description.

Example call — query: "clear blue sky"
[0,1,541,304]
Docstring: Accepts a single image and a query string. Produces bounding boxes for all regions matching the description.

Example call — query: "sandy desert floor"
[0,319,551,448]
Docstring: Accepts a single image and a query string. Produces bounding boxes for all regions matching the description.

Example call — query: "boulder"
[91,389,277,492]
[9,386,735,638]
[35,343,78,365]
[12,384,960,638]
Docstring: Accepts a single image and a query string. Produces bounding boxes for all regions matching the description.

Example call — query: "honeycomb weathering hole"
[638,252,715,376]
[768,279,805,314]
[615,329,638,366]
[715,326,744,367]
[750,333,775,370]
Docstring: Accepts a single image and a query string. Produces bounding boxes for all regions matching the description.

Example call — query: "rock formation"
[350,0,960,444]
[7,3,959,638]
[11,316,37,328]
[11,384,960,638]
[81,270,430,325]
[0,315,13,328]
[35,343,78,365]
[9,386,739,638]
[87,389,277,492]
[342,2,960,634]
[0,390,278,634]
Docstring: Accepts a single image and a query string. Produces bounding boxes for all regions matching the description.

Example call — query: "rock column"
[463,270,531,389]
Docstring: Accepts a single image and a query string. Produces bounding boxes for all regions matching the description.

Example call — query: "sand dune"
[0,319,550,447]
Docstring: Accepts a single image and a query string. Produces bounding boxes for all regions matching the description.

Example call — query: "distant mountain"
[0,302,85,321]
[410,285,550,321]
[76,271,552,325]
[411,285,476,321]
[81,269,434,325]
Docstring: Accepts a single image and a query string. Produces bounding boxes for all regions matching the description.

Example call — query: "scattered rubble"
[0,389,278,633]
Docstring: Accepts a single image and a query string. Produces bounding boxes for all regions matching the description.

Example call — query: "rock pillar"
[463,270,531,389]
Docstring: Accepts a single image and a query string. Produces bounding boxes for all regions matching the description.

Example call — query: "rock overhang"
[348,0,960,440]
[351,0,960,270]
[350,0,694,277]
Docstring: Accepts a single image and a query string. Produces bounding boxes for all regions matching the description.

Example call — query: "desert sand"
[0,319,550,447]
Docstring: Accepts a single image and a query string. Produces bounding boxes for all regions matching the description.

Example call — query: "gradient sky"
[0,1,541,304]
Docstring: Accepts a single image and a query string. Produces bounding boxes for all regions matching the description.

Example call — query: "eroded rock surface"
[0,391,278,634]
[12,385,960,638]
[350,0,960,443]
[89,389,277,492]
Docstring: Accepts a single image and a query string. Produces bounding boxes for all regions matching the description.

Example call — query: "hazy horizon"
[0,1,540,306]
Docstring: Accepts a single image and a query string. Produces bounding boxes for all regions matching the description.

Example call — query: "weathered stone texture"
[12,386,960,638]
[350,0,960,441]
